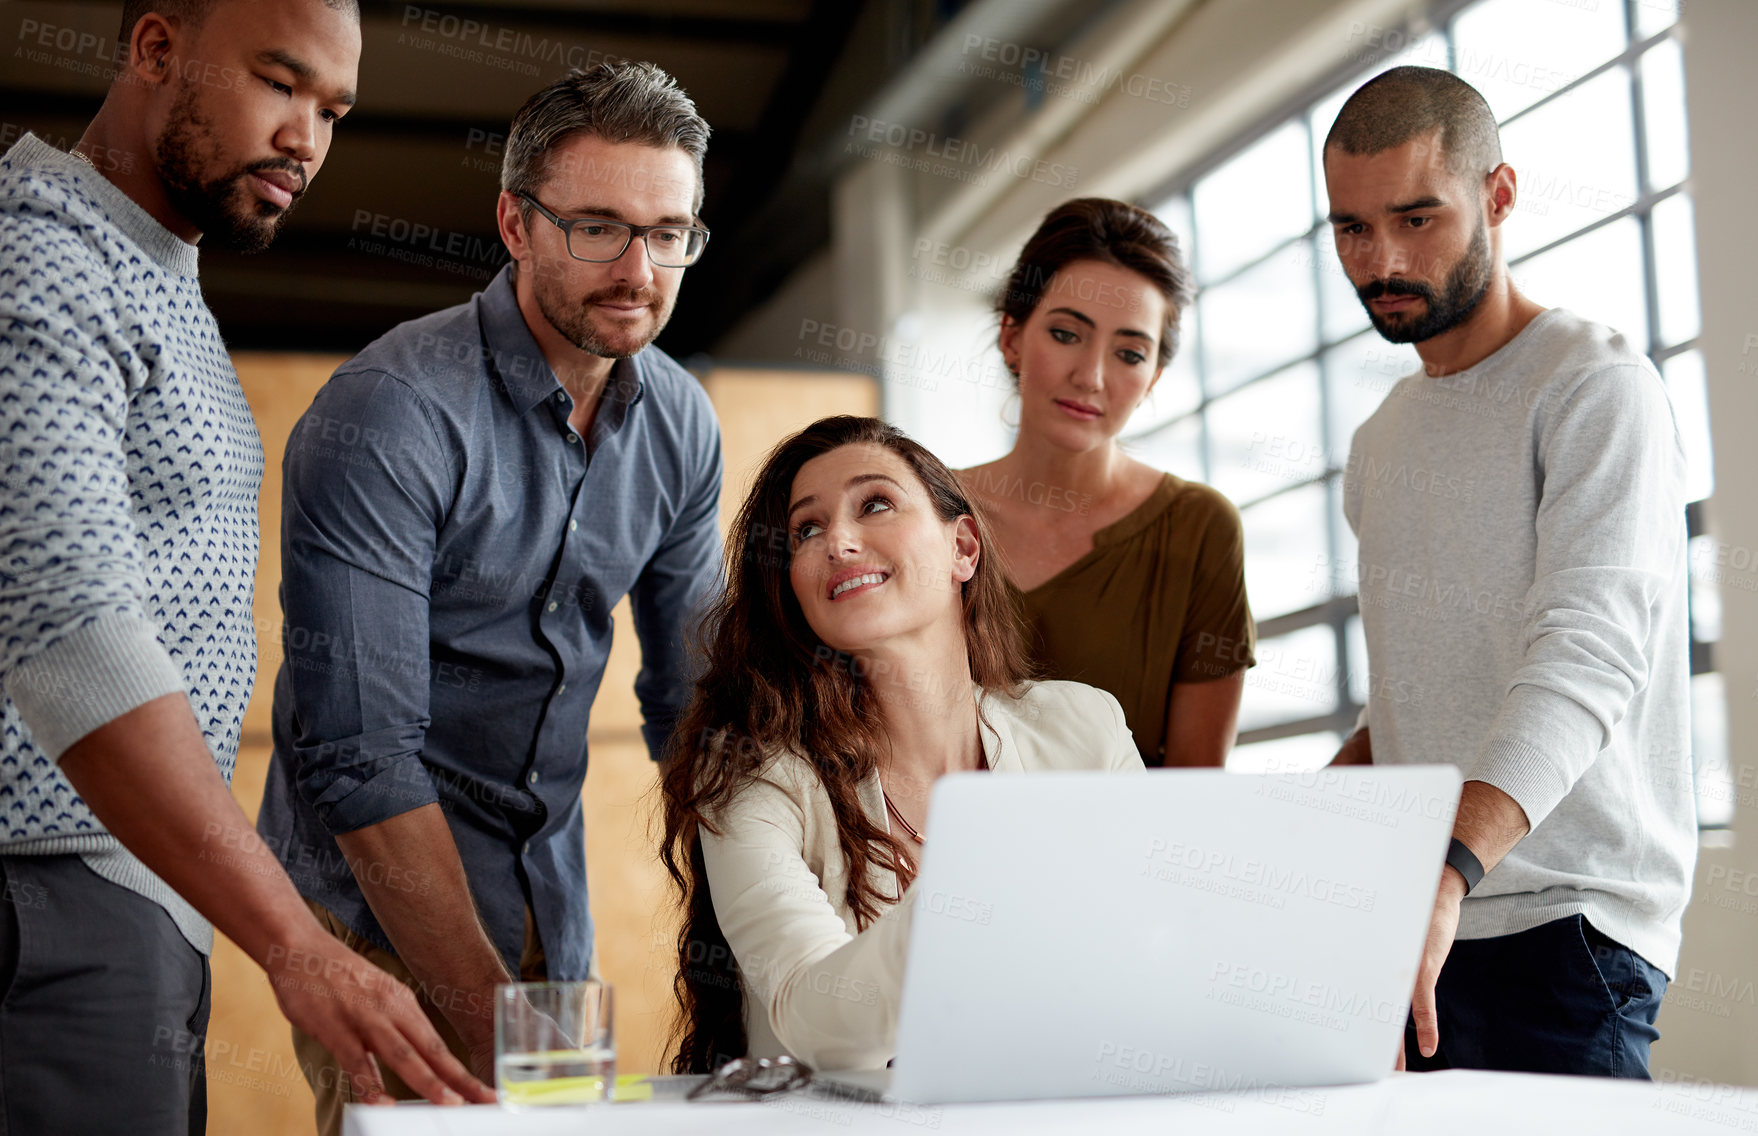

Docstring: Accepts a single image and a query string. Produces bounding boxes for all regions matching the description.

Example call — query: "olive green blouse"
[1007,473,1256,766]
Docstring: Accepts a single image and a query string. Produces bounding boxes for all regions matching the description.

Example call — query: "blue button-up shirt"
[257,265,722,981]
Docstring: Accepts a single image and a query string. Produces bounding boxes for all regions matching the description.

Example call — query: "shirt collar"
[477,263,648,418]
[976,684,1022,774]
[10,133,200,278]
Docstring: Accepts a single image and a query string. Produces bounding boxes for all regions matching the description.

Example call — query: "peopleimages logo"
[1253,768,1455,830]
[397,5,625,75]
[845,116,1079,189]
[1144,838,1377,911]
[958,35,1193,108]
[1208,962,1404,1027]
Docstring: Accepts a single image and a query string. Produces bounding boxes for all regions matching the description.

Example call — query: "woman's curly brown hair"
[657,415,1030,1072]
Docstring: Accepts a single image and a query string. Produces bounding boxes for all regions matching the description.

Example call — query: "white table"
[344,1069,1758,1135]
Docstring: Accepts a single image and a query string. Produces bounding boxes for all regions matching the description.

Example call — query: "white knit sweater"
[1345,308,1695,976]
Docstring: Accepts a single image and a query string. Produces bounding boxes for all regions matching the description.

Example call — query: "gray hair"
[501,62,710,216]
[1324,65,1502,181]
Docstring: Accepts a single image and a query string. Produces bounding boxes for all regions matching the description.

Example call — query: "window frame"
[1125,0,1715,813]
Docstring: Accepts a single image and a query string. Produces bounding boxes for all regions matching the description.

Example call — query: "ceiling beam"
[676,0,868,347]
[46,0,801,48]
[0,88,755,150]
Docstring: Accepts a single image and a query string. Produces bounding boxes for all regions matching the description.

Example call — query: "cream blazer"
[698,679,1145,1071]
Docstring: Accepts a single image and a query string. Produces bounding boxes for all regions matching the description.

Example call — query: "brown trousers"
[290,900,545,1136]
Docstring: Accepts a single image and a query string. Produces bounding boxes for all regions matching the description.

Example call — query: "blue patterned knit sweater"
[0,134,263,953]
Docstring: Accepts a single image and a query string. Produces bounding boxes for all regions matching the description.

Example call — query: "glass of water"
[494,980,616,1108]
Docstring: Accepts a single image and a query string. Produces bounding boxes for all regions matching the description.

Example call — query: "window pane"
[1687,534,1723,643]
[1241,481,1331,619]
[1640,38,1690,191]
[1130,331,1202,432]
[1651,192,1700,347]
[1308,32,1449,225]
[1324,331,1418,454]
[1346,614,1369,708]
[1500,69,1638,260]
[1198,251,1317,394]
[1309,103,1331,229]
[1664,349,1714,503]
[1512,216,1648,350]
[1634,0,1683,40]
[1207,363,1324,505]
[1693,672,1734,828]
[1238,623,1341,732]
[1125,413,1204,482]
[1316,234,1371,344]
[1326,478,1358,591]
[1157,193,1194,248]
[1227,731,1340,775]
[1148,193,1204,428]
[1451,0,1626,121]
[1192,122,1312,283]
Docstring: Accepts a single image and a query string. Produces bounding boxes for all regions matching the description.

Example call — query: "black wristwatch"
[1445,838,1485,894]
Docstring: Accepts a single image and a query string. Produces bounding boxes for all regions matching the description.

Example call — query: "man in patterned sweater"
[0,0,490,1129]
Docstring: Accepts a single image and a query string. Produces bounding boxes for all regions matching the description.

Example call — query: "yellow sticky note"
[613,1074,654,1103]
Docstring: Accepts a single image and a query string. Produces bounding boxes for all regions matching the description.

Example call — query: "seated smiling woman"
[660,416,1143,1074]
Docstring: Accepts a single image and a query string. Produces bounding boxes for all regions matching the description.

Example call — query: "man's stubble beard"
[154,81,304,254]
[531,266,674,359]
[1357,217,1493,345]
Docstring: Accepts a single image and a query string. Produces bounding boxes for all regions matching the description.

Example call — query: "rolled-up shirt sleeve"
[630,397,723,761]
[0,222,185,758]
[279,369,453,833]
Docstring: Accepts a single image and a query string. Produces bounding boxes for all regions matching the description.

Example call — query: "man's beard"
[154,82,305,254]
[1356,218,1492,344]
[533,271,672,359]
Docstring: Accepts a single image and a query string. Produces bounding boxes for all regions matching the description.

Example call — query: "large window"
[1128,0,1727,823]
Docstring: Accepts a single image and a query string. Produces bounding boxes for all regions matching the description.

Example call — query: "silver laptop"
[818,765,1460,1105]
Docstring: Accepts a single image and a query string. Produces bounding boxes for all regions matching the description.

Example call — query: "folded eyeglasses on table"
[682,1056,816,1101]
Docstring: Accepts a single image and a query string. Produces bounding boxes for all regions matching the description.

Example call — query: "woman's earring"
[1001,391,1022,429]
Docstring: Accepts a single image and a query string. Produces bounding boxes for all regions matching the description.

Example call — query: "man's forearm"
[57,691,322,966]
[334,803,511,1046]
[1448,779,1530,887]
[57,692,497,1104]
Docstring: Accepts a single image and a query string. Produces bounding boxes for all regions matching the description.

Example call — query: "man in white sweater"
[1323,66,1693,1078]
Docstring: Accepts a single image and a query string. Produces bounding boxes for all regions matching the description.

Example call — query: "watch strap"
[1446,837,1485,895]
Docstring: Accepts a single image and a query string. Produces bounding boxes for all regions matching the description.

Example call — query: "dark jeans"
[0,855,210,1135]
[1405,914,1667,1078]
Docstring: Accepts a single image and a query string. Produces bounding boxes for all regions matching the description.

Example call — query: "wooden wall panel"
[213,357,876,1133]
[213,353,341,1134]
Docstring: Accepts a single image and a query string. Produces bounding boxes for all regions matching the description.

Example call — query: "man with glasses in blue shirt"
[258,62,723,1133]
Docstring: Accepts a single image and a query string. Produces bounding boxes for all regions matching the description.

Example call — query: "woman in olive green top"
[960,198,1255,767]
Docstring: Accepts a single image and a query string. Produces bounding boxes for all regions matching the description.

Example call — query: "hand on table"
[267,928,497,1106]
[465,1031,499,1088]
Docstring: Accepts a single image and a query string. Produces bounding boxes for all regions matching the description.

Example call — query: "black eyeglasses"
[517,192,709,267]
[684,1055,813,1100]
